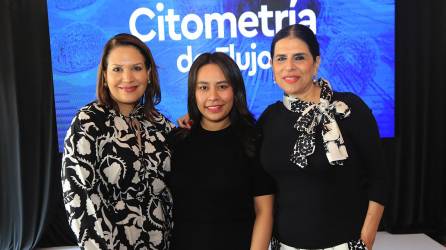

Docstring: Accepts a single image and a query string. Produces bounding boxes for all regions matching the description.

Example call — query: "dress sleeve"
[249,124,276,197]
[61,110,108,249]
[348,93,388,206]
[158,112,176,134]
[250,157,276,197]
[251,104,276,196]
[256,104,273,131]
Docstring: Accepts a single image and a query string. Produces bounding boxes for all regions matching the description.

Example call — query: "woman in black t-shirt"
[169,52,275,250]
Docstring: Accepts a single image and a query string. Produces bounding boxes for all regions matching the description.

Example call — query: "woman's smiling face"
[105,45,149,115]
[195,63,234,131]
[271,37,320,98]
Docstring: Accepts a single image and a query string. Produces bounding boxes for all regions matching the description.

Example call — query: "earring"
[104,82,108,87]
[148,79,151,85]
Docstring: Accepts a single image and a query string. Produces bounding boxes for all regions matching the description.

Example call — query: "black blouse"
[168,125,275,250]
[258,92,387,249]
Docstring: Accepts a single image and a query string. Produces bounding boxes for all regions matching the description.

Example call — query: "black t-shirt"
[168,125,275,250]
[258,92,387,249]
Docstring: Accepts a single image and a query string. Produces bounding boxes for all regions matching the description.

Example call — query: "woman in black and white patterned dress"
[62,33,174,250]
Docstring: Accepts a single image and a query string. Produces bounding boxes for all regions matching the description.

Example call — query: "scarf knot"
[284,78,351,168]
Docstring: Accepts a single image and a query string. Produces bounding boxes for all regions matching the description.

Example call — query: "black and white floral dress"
[62,102,174,250]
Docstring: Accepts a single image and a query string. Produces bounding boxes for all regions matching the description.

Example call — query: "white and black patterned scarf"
[283,78,351,168]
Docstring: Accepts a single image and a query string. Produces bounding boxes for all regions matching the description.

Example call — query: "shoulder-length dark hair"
[187,52,258,156]
[96,33,161,120]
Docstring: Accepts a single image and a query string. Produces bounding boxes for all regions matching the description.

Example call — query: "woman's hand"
[177,113,192,129]
[360,200,385,250]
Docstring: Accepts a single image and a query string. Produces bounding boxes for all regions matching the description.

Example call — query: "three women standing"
[63,23,386,250]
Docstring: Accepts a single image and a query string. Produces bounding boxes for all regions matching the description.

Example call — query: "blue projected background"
[47,0,394,151]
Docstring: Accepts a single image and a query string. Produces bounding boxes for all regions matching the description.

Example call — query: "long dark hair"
[187,52,258,157]
[96,33,161,120]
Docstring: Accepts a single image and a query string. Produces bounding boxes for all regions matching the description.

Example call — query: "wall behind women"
[46,0,395,152]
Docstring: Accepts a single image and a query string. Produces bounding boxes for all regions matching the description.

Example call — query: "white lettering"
[290,0,298,8]
[166,9,181,40]
[289,9,296,25]
[182,14,204,40]
[228,44,235,59]
[129,7,156,42]
[215,43,271,76]
[177,46,193,73]
[238,11,258,38]
[156,3,165,40]
[131,2,318,75]
[248,43,257,76]
[129,3,317,42]
[274,10,288,32]
[204,13,237,39]
[236,51,250,71]
[258,5,274,37]
[257,50,271,69]
[215,46,229,53]
[298,9,317,34]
